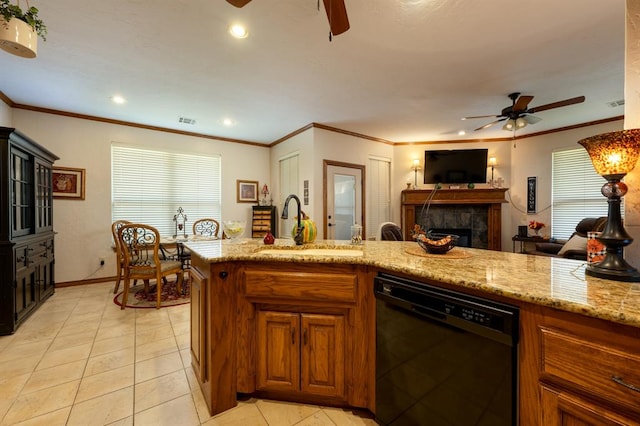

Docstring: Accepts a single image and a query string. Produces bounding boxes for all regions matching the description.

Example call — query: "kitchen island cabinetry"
[521,304,640,425]
[256,311,345,398]
[185,239,640,423]
[190,256,375,415]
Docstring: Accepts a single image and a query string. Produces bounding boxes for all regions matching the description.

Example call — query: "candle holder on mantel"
[173,207,187,238]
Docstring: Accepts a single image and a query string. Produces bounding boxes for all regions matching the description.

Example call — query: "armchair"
[531,217,607,260]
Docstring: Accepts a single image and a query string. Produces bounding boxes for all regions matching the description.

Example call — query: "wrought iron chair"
[192,218,220,238]
[118,223,184,310]
[111,219,132,294]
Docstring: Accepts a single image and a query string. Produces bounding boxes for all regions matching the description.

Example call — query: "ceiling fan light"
[516,117,528,128]
[229,24,248,39]
[502,119,515,131]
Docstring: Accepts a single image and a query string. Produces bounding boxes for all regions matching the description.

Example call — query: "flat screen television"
[423,149,488,184]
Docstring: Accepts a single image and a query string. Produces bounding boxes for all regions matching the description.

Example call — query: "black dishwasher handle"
[412,305,446,321]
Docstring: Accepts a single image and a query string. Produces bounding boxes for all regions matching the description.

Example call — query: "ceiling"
[0,0,626,145]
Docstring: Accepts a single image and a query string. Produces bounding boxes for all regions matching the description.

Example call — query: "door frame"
[323,160,366,240]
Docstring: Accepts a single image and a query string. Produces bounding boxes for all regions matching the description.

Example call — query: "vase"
[0,18,37,58]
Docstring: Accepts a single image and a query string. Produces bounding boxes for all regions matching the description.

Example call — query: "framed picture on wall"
[53,167,86,200]
[237,180,259,203]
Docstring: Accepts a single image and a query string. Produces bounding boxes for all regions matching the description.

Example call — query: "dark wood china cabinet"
[0,127,58,335]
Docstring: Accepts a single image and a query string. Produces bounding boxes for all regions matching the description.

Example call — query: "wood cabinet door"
[541,386,635,426]
[190,267,207,382]
[257,311,300,392]
[300,313,345,398]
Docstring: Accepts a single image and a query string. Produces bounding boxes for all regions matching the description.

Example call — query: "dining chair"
[111,219,132,294]
[193,218,220,238]
[118,223,184,310]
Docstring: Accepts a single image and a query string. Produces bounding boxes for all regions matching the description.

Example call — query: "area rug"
[113,279,191,309]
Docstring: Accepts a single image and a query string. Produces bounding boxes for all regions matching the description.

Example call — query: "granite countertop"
[184,238,640,328]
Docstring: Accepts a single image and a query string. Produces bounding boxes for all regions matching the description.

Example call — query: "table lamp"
[578,129,640,282]
[411,159,421,189]
[488,157,497,187]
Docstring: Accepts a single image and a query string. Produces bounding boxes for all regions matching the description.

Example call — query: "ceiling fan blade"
[462,114,500,120]
[322,0,350,35]
[226,0,252,7]
[513,95,534,112]
[474,118,506,131]
[527,96,585,114]
[523,115,542,125]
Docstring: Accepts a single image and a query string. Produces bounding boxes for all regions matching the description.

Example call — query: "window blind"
[551,148,616,240]
[112,144,222,236]
[367,157,391,240]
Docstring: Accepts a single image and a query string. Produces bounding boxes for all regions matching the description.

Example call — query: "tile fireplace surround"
[400,188,508,250]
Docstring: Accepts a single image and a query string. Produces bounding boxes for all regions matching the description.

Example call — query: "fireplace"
[401,188,507,251]
[428,227,473,248]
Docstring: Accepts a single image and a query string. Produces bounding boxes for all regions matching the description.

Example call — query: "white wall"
[13,109,270,283]
[0,100,12,126]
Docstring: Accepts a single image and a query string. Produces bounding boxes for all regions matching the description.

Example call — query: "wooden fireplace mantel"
[401,188,508,250]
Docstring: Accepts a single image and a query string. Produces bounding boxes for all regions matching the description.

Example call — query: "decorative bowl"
[223,220,246,240]
[416,233,459,254]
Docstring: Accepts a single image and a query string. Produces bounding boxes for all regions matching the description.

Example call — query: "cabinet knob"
[219,271,228,279]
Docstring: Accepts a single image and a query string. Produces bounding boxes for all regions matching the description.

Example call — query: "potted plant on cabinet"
[0,0,46,58]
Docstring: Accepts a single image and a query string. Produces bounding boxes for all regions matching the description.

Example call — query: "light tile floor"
[0,282,377,426]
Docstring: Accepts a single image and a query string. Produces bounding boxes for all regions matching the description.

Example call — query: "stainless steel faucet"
[281,194,304,245]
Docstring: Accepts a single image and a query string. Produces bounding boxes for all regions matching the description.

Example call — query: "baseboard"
[56,276,116,288]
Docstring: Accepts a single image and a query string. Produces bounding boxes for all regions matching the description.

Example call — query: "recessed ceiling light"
[111,95,126,104]
[222,118,235,127]
[458,130,466,136]
[229,24,248,39]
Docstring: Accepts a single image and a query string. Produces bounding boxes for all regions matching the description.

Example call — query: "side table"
[512,235,549,253]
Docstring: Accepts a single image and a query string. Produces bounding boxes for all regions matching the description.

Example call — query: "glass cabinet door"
[35,159,53,232]
[11,148,33,237]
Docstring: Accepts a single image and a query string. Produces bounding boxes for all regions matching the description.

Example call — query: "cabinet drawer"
[244,270,356,303]
[540,327,640,410]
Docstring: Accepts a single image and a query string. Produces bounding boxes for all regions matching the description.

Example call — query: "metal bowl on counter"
[416,233,460,254]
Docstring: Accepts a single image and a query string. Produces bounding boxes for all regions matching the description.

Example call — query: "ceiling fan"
[226,0,350,38]
[463,92,586,132]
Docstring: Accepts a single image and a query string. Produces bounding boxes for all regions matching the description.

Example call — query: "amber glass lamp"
[578,129,640,282]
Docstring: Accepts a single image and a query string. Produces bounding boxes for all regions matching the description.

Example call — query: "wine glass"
[223,220,246,242]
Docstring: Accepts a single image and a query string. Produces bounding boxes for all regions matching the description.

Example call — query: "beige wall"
[0,100,12,126]
[625,0,640,263]
[509,120,623,238]
[269,127,394,239]
[13,109,270,283]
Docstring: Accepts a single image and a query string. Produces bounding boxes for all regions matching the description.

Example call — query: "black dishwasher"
[375,273,519,425]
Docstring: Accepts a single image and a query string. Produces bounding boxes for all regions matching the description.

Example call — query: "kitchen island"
[184,238,640,425]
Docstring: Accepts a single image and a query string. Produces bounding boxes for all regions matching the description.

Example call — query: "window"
[112,144,221,236]
[367,156,391,240]
[551,148,617,239]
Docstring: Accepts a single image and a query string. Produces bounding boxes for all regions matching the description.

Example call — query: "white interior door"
[279,154,299,239]
[326,164,363,241]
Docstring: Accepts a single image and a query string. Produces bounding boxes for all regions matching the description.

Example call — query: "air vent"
[606,99,625,108]
[178,117,196,125]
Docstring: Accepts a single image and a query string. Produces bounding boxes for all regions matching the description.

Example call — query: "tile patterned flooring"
[0,282,377,425]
